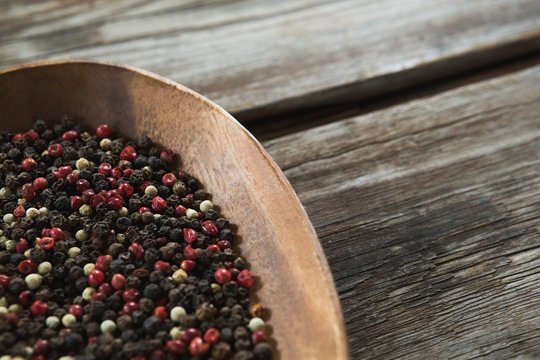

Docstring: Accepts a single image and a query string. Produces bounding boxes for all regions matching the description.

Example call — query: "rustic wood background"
[2,1,540,358]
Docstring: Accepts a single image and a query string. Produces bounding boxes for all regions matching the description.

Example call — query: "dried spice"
[0,118,272,359]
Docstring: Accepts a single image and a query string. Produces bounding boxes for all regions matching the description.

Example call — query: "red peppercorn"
[237,269,254,288]
[224,261,233,270]
[21,183,35,201]
[13,205,25,217]
[69,304,84,319]
[16,238,29,253]
[53,165,72,178]
[41,229,51,237]
[18,259,37,274]
[88,336,98,345]
[33,177,47,191]
[33,339,50,355]
[88,269,105,288]
[0,275,10,288]
[70,196,83,210]
[98,282,114,296]
[122,288,141,302]
[25,129,40,142]
[214,268,232,285]
[18,290,33,306]
[183,245,198,261]
[138,206,151,214]
[217,240,231,250]
[161,173,177,187]
[129,243,144,259]
[111,166,123,179]
[130,356,146,360]
[118,183,134,198]
[11,133,24,143]
[76,179,91,193]
[96,255,112,272]
[181,260,196,273]
[207,244,220,252]
[165,339,186,355]
[107,177,118,189]
[153,306,168,321]
[201,221,219,237]
[111,274,126,290]
[151,196,167,213]
[82,189,95,203]
[106,189,119,199]
[160,149,174,164]
[120,145,137,161]
[98,163,112,175]
[91,292,107,302]
[66,171,79,184]
[49,227,65,241]
[182,328,202,344]
[251,330,268,345]
[62,130,78,141]
[48,143,63,157]
[37,237,55,250]
[139,181,151,193]
[152,260,171,274]
[90,194,107,207]
[96,124,113,138]
[30,300,48,316]
[5,312,18,325]
[174,205,186,217]
[189,337,209,357]
[107,196,124,210]
[123,168,134,177]
[203,328,221,345]
[122,301,138,315]
[183,228,198,244]
[21,157,38,172]
[186,193,194,205]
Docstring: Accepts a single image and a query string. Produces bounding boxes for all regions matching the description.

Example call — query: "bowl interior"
[0,61,348,359]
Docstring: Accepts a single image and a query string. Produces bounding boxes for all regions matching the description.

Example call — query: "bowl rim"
[0,59,349,359]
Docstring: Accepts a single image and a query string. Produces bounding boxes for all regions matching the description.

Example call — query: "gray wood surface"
[1,0,540,117]
[263,61,540,358]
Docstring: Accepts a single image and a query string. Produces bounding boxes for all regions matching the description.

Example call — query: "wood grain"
[0,61,348,360]
[1,0,540,117]
[263,61,540,358]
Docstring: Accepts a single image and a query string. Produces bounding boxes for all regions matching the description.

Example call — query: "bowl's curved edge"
[0,59,349,359]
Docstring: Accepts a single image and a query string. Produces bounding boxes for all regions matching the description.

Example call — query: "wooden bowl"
[0,61,348,359]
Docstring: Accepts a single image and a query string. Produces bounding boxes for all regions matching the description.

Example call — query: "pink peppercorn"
[107,196,123,210]
[98,163,112,175]
[96,255,112,272]
[25,130,40,142]
[47,143,63,157]
[49,227,65,241]
[118,183,134,198]
[16,238,29,253]
[111,274,126,290]
[251,330,268,345]
[181,260,196,273]
[91,292,107,302]
[237,269,254,288]
[0,275,10,288]
[66,171,79,184]
[138,207,151,214]
[96,124,112,138]
[203,328,221,345]
[98,283,114,296]
[21,183,35,201]
[111,166,123,179]
[11,133,24,143]
[70,196,83,210]
[182,328,201,344]
[14,205,25,217]
[53,165,72,178]
[120,145,137,161]
[33,339,50,355]
[18,290,33,306]
[69,304,84,319]
[201,221,218,236]
[122,288,141,302]
[183,228,198,244]
[129,243,144,259]
[174,205,186,217]
[90,194,107,207]
[214,268,232,284]
[122,301,138,315]
[62,130,78,141]
[30,300,48,316]
[33,177,47,191]
[183,245,198,261]
[88,269,105,288]
[18,259,37,274]
[207,244,220,252]
[154,260,172,274]
[153,306,168,321]
[188,337,209,357]
[160,149,174,164]
[217,240,232,250]
[76,179,90,193]
[165,339,186,355]
[151,196,167,213]
[36,237,55,250]
[21,157,37,172]
[161,173,177,187]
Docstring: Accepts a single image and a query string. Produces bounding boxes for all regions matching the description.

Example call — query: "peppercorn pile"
[0,118,272,360]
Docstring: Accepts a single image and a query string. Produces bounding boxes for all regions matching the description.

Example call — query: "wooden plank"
[262,60,540,358]
[1,0,540,117]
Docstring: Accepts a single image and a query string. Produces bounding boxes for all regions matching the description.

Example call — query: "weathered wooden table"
[2,1,540,358]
